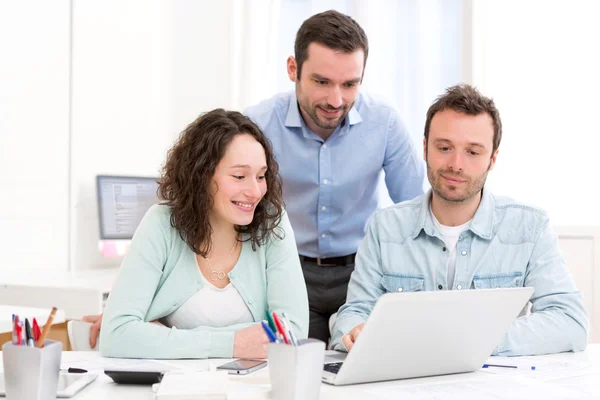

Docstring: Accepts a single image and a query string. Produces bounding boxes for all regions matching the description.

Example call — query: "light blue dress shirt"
[331,189,588,356]
[244,91,425,258]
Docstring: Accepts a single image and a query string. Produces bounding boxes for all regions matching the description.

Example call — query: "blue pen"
[483,363,536,371]
[261,320,278,343]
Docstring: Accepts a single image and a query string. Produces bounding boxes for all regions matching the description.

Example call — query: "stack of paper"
[153,370,228,400]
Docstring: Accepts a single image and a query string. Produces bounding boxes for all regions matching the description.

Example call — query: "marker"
[272,312,290,345]
[280,312,299,346]
[32,318,41,343]
[12,315,19,345]
[260,320,278,343]
[483,363,536,371]
[265,311,277,333]
[25,318,34,347]
[61,368,88,374]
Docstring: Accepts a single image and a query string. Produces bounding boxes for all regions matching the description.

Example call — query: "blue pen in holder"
[2,340,62,400]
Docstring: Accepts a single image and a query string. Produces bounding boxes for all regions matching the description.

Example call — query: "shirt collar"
[412,188,494,240]
[284,94,363,129]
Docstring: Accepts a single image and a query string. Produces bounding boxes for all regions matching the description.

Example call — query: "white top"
[430,207,471,289]
[164,272,253,329]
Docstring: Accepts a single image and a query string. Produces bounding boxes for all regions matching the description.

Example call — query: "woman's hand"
[82,314,103,348]
[233,323,269,359]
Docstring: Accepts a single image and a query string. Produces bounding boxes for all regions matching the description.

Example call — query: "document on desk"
[65,356,207,373]
[365,377,593,400]
[481,356,592,381]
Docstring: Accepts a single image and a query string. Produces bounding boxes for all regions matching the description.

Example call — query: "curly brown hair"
[158,109,284,257]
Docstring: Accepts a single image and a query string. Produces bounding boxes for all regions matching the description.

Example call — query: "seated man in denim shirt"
[331,84,588,356]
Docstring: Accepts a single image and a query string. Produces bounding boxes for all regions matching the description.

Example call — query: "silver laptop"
[323,287,534,385]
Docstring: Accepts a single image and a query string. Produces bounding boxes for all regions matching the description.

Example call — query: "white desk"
[0,268,119,319]
[0,306,65,333]
[15,345,599,400]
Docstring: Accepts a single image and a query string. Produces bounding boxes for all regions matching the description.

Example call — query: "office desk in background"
[0,268,118,319]
[7,345,597,400]
[0,305,65,334]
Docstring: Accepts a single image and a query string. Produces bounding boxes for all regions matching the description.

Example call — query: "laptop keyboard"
[323,362,343,374]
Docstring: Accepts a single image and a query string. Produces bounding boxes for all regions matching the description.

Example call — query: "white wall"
[0,1,71,270]
[70,0,236,270]
[471,0,600,226]
[3,1,599,272]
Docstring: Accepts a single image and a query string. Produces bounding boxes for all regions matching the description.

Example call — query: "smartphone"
[216,358,267,375]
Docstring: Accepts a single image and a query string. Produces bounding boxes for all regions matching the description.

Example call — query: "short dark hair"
[294,10,368,80]
[424,84,502,154]
[158,109,284,257]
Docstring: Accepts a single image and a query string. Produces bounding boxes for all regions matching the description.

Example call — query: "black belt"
[300,253,356,267]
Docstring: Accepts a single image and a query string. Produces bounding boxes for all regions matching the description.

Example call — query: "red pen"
[16,323,23,346]
[32,318,40,342]
[272,312,290,345]
[12,315,19,345]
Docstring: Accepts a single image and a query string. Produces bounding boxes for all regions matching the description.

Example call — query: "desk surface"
[8,345,597,400]
[0,305,65,333]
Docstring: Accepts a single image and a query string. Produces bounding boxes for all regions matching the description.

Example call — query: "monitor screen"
[96,175,160,240]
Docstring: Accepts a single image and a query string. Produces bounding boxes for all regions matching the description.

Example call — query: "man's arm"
[382,112,425,203]
[495,219,589,355]
[331,213,387,350]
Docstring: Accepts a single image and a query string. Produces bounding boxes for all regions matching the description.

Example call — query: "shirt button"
[461,250,467,256]
[438,285,443,290]
[397,288,403,293]
[229,273,235,279]
[321,206,327,211]
[323,179,329,184]
[321,233,326,238]
[322,144,327,149]
[442,247,447,252]
[457,285,462,290]
[248,300,253,305]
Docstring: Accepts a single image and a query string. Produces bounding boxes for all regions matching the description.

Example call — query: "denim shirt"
[331,189,588,356]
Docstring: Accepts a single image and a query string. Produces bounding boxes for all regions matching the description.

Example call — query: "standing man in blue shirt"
[331,84,588,355]
[245,10,424,342]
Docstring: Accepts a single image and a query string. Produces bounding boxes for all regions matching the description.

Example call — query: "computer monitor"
[96,175,160,240]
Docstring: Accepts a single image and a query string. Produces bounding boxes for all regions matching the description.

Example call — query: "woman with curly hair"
[98,109,309,359]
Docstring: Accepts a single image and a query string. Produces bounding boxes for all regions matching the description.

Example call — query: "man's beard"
[426,158,491,203]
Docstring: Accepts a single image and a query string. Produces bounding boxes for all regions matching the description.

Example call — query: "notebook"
[152,370,228,400]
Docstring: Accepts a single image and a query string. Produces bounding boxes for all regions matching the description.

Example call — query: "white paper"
[155,370,228,399]
[481,356,591,381]
[64,356,207,373]
[366,377,593,400]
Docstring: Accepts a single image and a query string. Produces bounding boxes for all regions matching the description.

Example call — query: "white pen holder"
[268,339,325,400]
[2,340,62,400]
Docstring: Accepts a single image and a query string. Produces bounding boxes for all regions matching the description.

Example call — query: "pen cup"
[268,339,325,400]
[2,340,62,400]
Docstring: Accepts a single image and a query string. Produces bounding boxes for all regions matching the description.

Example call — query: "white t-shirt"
[430,206,471,289]
[164,271,254,329]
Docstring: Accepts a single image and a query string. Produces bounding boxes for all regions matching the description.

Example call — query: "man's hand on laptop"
[342,323,365,351]
[82,313,103,348]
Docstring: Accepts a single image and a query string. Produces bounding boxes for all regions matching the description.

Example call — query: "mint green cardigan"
[99,205,309,359]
